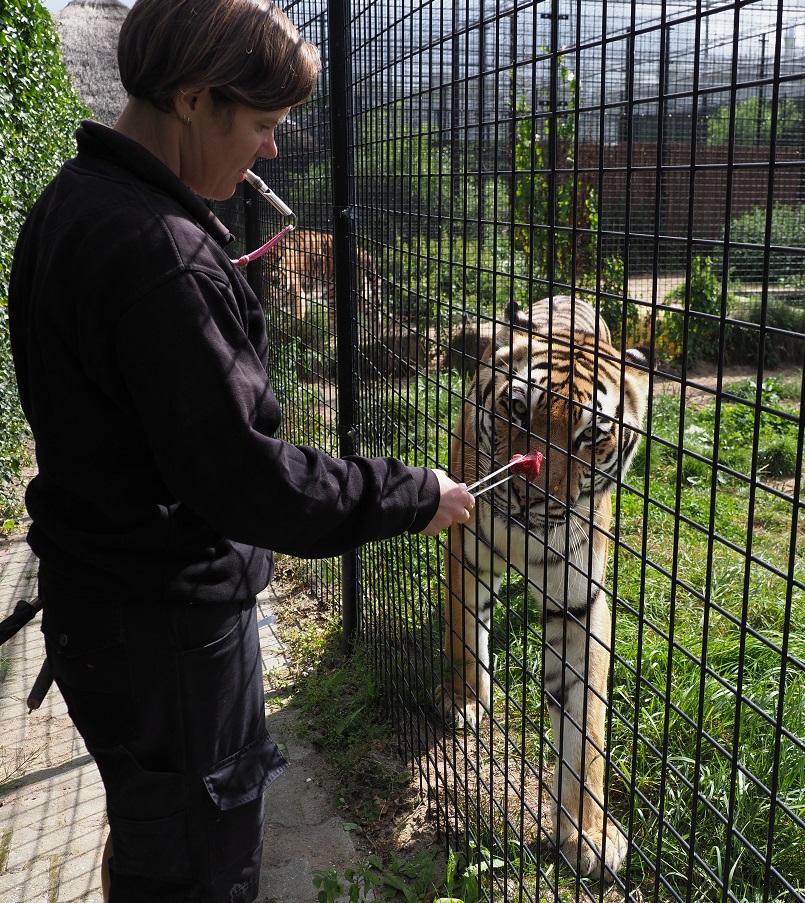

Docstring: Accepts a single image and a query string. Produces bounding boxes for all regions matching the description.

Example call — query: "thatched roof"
[56,0,130,127]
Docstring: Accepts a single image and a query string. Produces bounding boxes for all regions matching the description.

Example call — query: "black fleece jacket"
[8,121,439,604]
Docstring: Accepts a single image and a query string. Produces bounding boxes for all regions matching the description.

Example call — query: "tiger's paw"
[439,688,487,730]
[558,821,627,882]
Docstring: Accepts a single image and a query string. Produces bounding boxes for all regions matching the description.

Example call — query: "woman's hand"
[419,470,475,536]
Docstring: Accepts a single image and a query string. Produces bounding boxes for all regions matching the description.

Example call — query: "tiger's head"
[466,296,650,537]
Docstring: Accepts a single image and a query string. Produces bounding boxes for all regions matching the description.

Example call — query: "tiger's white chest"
[468,500,608,613]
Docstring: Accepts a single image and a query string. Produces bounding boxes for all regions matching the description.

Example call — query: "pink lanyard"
[230,223,295,267]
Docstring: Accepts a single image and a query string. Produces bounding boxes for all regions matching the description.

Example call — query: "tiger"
[263,228,381,329]
[443,295,650,881]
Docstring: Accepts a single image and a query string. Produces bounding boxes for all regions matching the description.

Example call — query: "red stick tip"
[509,450,543,481]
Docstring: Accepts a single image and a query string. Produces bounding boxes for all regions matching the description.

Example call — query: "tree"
[511,59,598,288]
[707,95,804,147]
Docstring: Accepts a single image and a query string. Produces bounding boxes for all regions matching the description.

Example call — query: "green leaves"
[0,0,90,530]
[312,845,512,903]
[314,850,442,903]
[0,0,89,256]
[511,56,599,287]
[707,96,803,148]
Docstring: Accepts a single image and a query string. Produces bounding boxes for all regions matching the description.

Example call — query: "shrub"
[657,256,730,366]
[724,295,805,367]
[718,204,805,285]
[592,255,647,348]
[707,95,804,148]
[512,59,599,287]
[0,1,89,529]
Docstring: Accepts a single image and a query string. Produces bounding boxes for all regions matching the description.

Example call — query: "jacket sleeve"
[114,270,441,558]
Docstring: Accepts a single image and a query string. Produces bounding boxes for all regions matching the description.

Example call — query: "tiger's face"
[472,298,649,543]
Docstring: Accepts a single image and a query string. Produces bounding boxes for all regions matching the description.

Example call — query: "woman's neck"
[114,98,181,176]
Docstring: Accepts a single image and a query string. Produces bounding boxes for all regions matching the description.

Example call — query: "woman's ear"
[175,87,201,121]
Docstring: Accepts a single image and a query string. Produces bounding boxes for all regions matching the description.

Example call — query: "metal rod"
[466,458,521,492]
[0,597,42,647]
[471,474,515,498]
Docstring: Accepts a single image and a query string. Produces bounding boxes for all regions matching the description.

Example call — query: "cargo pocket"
[42,599,134,748]
[103,746,193,882]
[202,729,289,873]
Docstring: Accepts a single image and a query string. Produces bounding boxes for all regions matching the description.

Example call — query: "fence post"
[327,0,361,654]
[243,187,263,299]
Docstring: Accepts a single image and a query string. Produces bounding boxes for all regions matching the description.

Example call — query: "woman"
[7,1,474,900]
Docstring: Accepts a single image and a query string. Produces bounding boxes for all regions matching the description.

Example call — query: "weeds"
[313,845,505,903]
[314,850,438,903]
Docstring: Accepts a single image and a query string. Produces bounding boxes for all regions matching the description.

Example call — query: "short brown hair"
[118,0,320,114]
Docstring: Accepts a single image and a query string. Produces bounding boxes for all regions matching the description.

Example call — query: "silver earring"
[182,114,191,126]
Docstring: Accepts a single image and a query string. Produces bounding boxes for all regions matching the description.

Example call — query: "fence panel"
[213,0,805,900]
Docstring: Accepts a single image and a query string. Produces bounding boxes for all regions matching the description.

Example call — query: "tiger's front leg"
[544,590,627,881]
[442,521,499,728]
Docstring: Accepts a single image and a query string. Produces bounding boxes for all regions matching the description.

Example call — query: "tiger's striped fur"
[444,296,650,880]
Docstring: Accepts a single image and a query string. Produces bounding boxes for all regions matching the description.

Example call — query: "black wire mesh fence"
[213,0,804,899]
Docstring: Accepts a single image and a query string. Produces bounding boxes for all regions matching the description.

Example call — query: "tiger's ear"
[625,343,653,373]
[503,301,532,331]
[626,342,652,365]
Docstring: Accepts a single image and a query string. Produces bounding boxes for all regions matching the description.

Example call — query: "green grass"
[604,377,804,900]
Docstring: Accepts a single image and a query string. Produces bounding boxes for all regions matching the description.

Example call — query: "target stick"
[468,450,544,497]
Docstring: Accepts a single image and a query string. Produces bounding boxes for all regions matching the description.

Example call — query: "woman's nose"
[258,133,278,160]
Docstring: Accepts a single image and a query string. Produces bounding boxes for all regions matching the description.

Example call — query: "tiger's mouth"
[510,498,591,530]
[487,478,591,522]
[526,513,569,531]
[501,504,560,530]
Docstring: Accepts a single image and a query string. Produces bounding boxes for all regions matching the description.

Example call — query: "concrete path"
[0,525,360,902]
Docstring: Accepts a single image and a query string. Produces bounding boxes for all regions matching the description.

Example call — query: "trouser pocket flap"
[202,730,289,811]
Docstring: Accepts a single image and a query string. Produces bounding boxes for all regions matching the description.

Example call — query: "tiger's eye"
[511,398,528,419]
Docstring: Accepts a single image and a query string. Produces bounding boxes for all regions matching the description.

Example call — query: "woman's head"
[118,0,320,116]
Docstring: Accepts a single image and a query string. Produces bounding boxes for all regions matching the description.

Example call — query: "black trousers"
[39,567,288,903]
